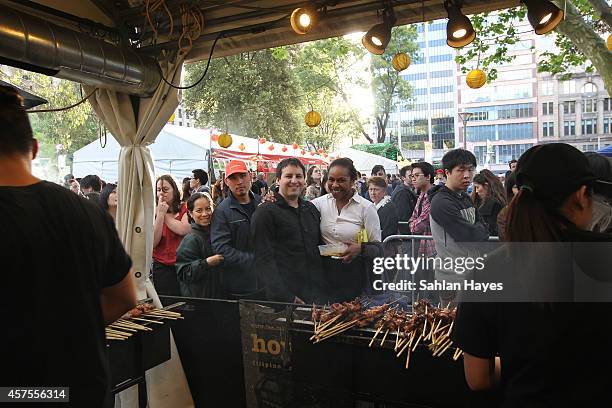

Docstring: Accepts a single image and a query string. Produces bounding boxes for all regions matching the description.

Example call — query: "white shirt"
[312,192,382,244]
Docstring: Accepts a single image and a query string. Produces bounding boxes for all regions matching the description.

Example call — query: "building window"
[498,123,534,140]
[542,102,553,115]
[540,81,554,96]
[564,121,576,136]
[582,83,597,94]
[429,54,454,63]
[178,109,183,119]
[604,118,611,134]
[562,80,576,94]
[583,99,597,113]
[404,72,427,81]
[563,101,576,115]
[431,85,454,94]
[543,122,554,137]
[428,38,447,47]
[475,143,533,166]
[430,70,454,79]
[604,98,611,111]
[581,119,597,135]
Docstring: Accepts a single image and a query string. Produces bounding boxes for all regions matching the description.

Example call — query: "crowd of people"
[4,80,612,406]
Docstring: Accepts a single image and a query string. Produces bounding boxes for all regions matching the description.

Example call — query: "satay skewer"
[379,329,390,346]
[131,317,164,324]
[369,326,383,347]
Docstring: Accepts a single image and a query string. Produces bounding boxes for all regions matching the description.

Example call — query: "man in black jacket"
[211,160,261,298]
[251,158,325,303]
[391,165,418,234]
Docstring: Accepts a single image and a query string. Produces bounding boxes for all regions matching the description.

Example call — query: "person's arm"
[251,207,295,302]
[100,268,138,324]
[153,201,167,248]
[210,206,254,268]
[165,211,191,236]
[463,354,500,391]
[176,234,220,284]
[363,203,382,242]
[430,195,489,242]
[409,195,430,234]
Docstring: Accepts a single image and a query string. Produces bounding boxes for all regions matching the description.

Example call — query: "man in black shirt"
[211,160,261,298]
[251,158,325,303]
[0,86,137,407]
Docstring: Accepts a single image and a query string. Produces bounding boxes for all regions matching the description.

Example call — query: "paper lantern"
[608,34,612,51]
[292,143,299,150]
[305,110,322,128]
[218,132,233,148]
[259,138,266,144]
[268,144,275,151]
[238,143,246,151]
[392,52,411,72]
[466,69,487,89]
[318,148,324,154]
[282,146,288,152]
[300,149,306,155]
[211,134,219,142]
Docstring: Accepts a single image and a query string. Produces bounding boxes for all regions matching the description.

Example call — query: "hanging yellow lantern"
[466,69,487,89]
[305,110,321,128]
[392,52,411,72]
[218,132,233,148]
[607,34,612,51]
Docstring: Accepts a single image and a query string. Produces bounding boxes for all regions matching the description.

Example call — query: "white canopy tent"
[72,124,212,182]
[334,147,399,175]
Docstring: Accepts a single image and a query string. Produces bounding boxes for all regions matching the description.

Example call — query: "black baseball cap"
[515,143,600,203]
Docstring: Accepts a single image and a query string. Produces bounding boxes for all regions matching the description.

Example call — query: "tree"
[0,69,99,158]
[455,0,612,93]
[370,25,419,143]
[293,37,375,143]
[183,49,303,144]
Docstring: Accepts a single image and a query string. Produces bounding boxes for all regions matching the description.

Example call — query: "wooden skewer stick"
[309,315,343,340]
[109,324,137,332]
[314,322,358,343]
[435,340,453,357]
[106,336,126,341]
[379,329,390,346]
[405,348,412,369]
[411,333,423,352]
[131,317,164,324]
[105,328,132,337]
[316,319,357,337]
[395,337,408,353]
[453,349,464,361]
[369,326,383,348]
[117,320,152,331]
[396,337,412,357]
[394,327,401,350]
[433,338,451,356]
[144,314,177,320]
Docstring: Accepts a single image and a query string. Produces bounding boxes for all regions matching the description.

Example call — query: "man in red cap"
[434,168,446,186]
[211,160,262,299]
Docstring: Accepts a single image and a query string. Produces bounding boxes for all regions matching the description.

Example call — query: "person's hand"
[206,254,224,266]
[156,197,169,216]
[340,242,361,264]
[293,296,305,304]
[259,191,277,205]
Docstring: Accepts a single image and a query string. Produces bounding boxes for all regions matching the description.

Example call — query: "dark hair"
[187,192,213,212]
[181,177,191,203]
[505,171,518,201]
[357,171,362,178]
[0,86,34,156]
[305,165,321,187]
[472,169,507,207]
[442,149,477,172]
[371,164,385,176]
[584,152,612,196]
[411,162,435,184]
[399,165,412,178]
[99,183,117,211]
[276,157,305,179]
[80,175,102,192]
[156,175,181,214]
[321,170,329,195]
[508,159,518,168]
[329,158,358,181]
[367,176,387,189]
[192,169,208,186]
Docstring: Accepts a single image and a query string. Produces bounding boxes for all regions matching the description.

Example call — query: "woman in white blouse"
[312,158,382,302]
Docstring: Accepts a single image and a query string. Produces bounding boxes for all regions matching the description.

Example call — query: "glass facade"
[474,143,533,166]
[466,103,534,121]
[467,123,534,142]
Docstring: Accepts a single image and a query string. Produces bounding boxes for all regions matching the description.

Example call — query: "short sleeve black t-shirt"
[240,200,257,219]
[0,181,132,407]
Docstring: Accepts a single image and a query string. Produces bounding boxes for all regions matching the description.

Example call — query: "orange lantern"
[218,133,233,148]
[259,138,266,144]
[282,146,288,152]
[211,134,219,142]
[318,148,324,154]
[268,144,275,151]
[238,143,246,151]
[292,143,299,150]
[300,149,306,155]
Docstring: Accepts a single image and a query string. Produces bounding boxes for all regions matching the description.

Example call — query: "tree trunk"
[586,0,612,30]
[376,116,387,143]
[554,0,612,94]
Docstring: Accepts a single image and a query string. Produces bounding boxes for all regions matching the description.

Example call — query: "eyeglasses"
[409,173,424,179]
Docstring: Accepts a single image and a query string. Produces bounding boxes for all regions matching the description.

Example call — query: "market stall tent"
[333,147,399,175]
[72,124,211,182]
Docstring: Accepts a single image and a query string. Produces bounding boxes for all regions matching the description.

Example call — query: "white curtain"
[85,51,194,408]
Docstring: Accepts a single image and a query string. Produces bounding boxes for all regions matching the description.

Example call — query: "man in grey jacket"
[430,149,489,304]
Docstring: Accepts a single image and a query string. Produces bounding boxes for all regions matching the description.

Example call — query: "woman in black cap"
[453,143,612,408]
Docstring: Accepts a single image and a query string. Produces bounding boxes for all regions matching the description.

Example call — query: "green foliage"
[183,49,303,144]
[0,70,99,157]
[370,25,419,143]
[352,143,400,160]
